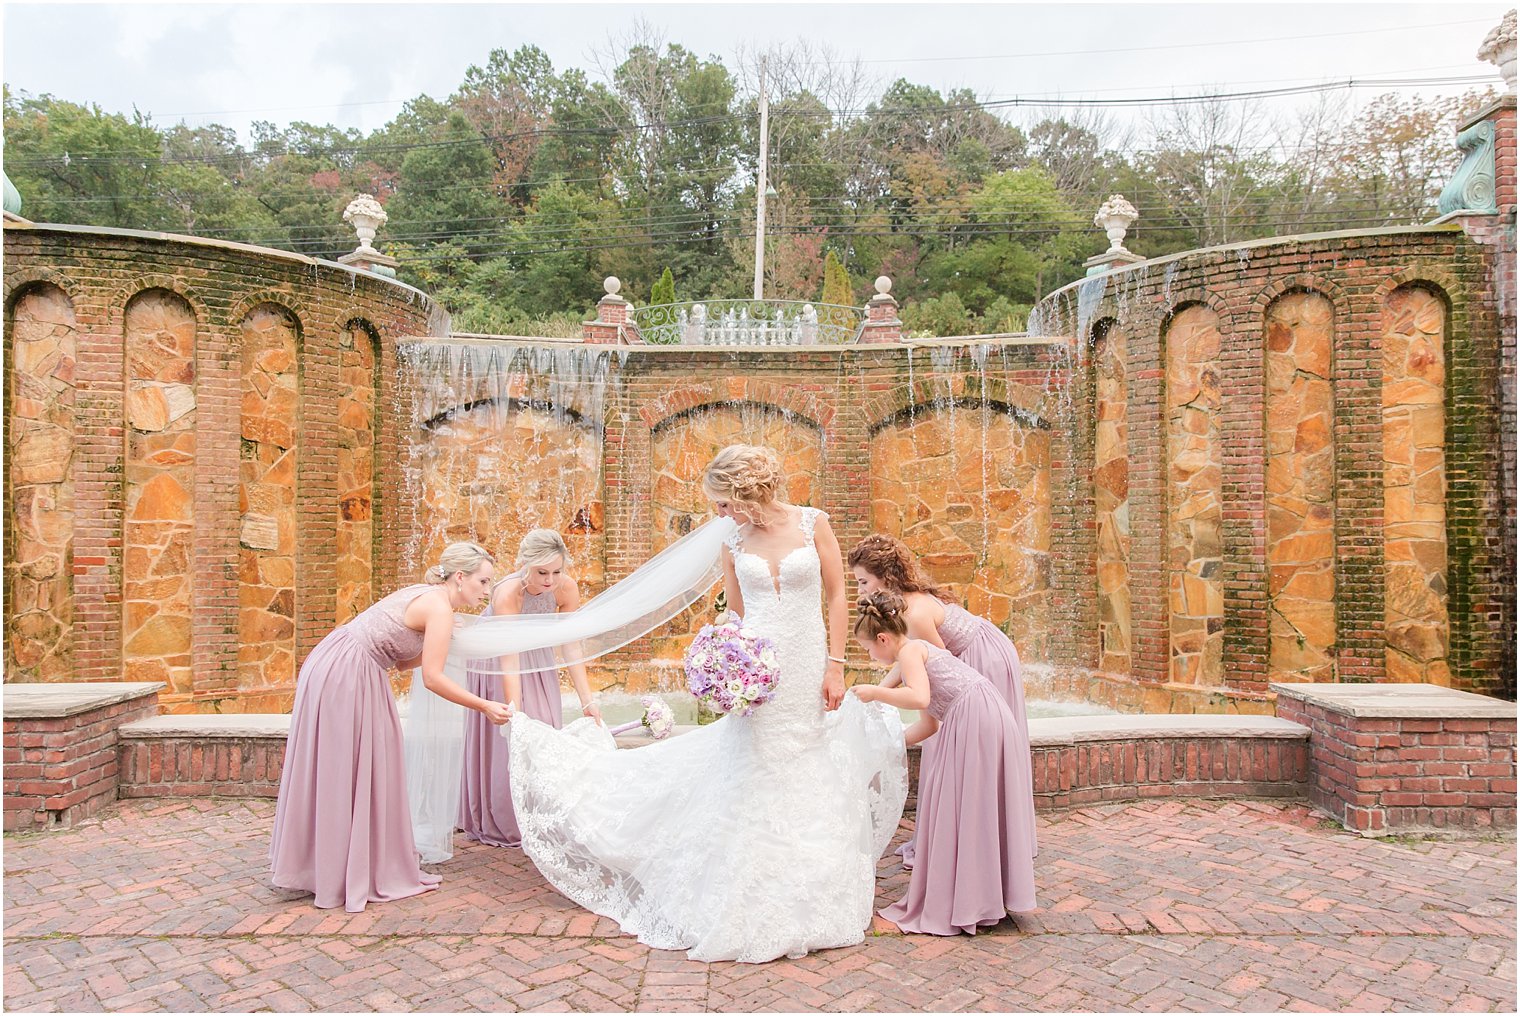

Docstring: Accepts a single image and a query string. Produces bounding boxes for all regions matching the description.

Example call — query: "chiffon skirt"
[269,627,439,912]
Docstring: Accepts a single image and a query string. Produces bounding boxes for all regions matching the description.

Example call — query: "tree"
[901,292,971,337]
[651,266,676,305]
[383,111,509,264]
[2,91,174,229]
[821,250,853,306]
[454,45,557,200]
[1329,88,1498,224]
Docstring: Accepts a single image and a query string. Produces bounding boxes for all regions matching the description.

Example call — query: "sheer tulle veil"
[402,516,737,862]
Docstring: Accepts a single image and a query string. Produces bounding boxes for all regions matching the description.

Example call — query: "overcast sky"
[2,1,1512,142]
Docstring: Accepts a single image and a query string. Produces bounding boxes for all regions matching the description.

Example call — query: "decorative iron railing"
[632,300,864,346]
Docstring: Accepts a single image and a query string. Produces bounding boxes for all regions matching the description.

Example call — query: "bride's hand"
[822,661,845,711]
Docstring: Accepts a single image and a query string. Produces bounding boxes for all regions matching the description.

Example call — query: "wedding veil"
[403,515,737,862]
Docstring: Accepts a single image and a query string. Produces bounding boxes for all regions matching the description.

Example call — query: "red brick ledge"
[1273,683,1517,837]
[111,713,1311,816]
[1025,715,1309,810]
[117,714,289,799]
[4,682,163,830]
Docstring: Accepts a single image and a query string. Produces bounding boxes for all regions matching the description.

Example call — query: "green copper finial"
[2,172,21,216]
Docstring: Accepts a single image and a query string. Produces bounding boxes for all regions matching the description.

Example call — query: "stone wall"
[7,208,1511,715]
[393,342,1082,691]
[3,223,440,711]
[1031,222,1513,709]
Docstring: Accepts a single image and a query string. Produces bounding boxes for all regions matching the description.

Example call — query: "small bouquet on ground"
[609,696,676,739]
[684,614,781,716]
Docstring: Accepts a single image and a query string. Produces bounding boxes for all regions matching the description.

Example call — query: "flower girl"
[850,592,1036,935]
[848,533,1035,868]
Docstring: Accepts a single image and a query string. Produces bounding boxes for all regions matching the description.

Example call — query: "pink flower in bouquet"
[684,614,781,716]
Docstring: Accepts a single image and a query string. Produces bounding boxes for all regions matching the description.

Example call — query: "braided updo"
[854,590,909,639]
[701,444,784,513]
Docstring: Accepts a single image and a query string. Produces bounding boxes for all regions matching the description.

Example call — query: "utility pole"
[753,56,768,301]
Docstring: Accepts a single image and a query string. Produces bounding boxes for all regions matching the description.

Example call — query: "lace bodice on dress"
[936,601,984,656]
[345,584,429,667]
[724,507,828,746]
[920,642,993,721]
[482,578,559,619]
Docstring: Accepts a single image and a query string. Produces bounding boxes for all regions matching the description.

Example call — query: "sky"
[1,0,1512,143]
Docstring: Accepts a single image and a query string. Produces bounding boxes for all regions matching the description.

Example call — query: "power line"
[5,71,1495,169]
[833,17,1497,65]
[79,16,1496,120]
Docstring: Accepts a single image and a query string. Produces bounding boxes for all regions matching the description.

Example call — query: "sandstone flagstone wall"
[5,209,1511,713]
[123,290,198,701]
[1093,320,1132,675]
[1033,222,1511,710]
[5,284,77,682]
[393,346,1080,694]
[1164,305,1225,688]
[334,322,379,625]
[1382,285,1450,685]
[3,223,438,712]
[869,403,1052,659]
[1264,292,1337,683]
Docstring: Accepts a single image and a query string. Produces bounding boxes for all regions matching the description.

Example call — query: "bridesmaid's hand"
[582,701,604,726]
[851,684,880,704]
[481,701,512,726]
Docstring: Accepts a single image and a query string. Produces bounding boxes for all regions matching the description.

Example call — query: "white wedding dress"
[505,507,908,963]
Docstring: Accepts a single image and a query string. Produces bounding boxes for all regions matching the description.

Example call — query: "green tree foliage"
[1,60,1486,333]
[820,249,853,307]
[651,266,676,306]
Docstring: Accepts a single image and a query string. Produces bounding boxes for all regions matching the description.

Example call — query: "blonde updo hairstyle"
[701,444,784,515]
[425,541,495,583]
[855,590,909,640]
[517,528,572,570]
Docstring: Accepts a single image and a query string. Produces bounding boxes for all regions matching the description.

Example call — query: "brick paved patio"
[3,798,1514,1012]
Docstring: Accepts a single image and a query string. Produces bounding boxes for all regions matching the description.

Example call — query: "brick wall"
[117,736,285,799]
[1275,685,1516,835]
[1030,223,1512,706]
[3,224,438,711]
[3,688,160,830]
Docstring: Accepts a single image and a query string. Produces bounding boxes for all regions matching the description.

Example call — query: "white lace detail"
[506,507,906,963]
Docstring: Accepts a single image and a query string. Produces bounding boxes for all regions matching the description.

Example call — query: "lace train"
[505,506,908,963]
[507,698,906,962]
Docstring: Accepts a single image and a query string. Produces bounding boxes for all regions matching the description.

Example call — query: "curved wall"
[4,223,440,711]
[1027,224,1512,708]
[8,219,1510,714]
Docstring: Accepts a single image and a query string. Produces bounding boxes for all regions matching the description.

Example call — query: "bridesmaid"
[458,529,602,848]
[848,532,1036,866]
[850,592,1036,934]
[269,542,512,913]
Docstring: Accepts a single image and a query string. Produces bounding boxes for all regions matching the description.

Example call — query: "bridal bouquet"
[684,614,781,716]
[609,696,676,739]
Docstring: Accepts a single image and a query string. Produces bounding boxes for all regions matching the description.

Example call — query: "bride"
[501,445,907,963]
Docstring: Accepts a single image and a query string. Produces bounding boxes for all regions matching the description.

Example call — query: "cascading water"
[393,332,1106,711]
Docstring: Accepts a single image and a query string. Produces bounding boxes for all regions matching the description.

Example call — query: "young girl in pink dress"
[850,592,1036,935]
[849,533,1035,868]
[458,529,602,848]
[269,542,512,912]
